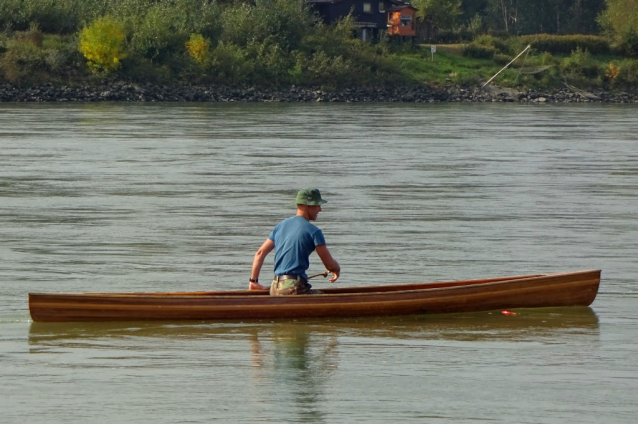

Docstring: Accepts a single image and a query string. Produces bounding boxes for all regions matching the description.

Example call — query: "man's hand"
[328,270,339,283]
[316,244,340,283]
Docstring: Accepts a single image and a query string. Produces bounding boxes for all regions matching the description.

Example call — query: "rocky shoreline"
[1,81,638,103]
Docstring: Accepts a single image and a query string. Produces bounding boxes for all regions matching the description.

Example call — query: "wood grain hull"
[28,270,601,322]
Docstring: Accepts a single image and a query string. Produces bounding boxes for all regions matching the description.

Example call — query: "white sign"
[431,45,436,53]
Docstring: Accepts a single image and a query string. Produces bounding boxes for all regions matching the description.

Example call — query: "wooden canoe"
[28,270,601,322]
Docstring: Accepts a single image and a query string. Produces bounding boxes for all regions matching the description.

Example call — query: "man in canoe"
[249,188,340,295]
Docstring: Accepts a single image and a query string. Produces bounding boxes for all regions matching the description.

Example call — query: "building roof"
[387,5,417,11]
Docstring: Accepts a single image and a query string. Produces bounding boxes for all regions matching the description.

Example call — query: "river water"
[1,103,637,423]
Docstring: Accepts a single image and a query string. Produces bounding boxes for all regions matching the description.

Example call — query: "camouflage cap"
[292,188,327,206]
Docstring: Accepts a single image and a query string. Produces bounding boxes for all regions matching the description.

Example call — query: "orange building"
[387,4,417,37]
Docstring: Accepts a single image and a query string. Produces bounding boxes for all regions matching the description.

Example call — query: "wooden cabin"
[308,0,417,41]
[387,4,417,38]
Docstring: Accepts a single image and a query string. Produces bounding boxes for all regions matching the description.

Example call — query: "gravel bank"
[1,81,638,103]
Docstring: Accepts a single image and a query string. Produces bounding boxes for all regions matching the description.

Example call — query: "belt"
[274,274,304,282]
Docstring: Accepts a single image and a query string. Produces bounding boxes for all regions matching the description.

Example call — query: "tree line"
[411,0,637,55]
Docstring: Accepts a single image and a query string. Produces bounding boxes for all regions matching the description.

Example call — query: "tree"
[598,0,638,55]
[412,0,462,40]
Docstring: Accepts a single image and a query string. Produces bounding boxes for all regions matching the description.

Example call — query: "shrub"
[520,34,611,55]
[0,31,80,83]
[208,41,254,84]
[126,4,183,61]
[540,51,559,66]
[304,51,354,85]
[79,16,126,73]
[469,34,518,55]
[186,34,210,64]
[246,37,293,85]
[616,58,638,83]
[462,43,496,59]
[0,39,45,83]
[493,53,512,65]
[0,0,101,33]
[221,0,314,50]
[617,27,638,56]
[560,48,602,80]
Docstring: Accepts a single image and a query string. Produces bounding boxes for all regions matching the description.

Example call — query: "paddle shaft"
[308,271,330,280]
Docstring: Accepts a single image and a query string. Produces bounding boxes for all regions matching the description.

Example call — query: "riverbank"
[2,81,638,103]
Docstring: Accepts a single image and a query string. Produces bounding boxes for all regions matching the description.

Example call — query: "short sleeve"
[312,229,326,246]
[268,225,277,242]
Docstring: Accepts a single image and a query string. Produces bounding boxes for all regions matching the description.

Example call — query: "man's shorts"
[270,276,322,295]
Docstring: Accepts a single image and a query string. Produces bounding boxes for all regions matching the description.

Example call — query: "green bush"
[462,43,496,59]
[493,53,512,65]
[126,3,189,62]
[0,39,46,83]
[246,37,294,85]
[303,51,354,85]
[207,41,254,84]
[0,30,80,83]
[560,48,603,80]
[0,0,100,33]
[472,35,516,55]
[539,51,559,66]
[520,34,611,55]
[616,58,638,83]
[220,0,314,50]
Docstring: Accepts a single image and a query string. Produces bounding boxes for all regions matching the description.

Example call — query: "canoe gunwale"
[28,270,595,300]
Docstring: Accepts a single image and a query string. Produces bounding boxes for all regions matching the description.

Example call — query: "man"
[249,188,340,295]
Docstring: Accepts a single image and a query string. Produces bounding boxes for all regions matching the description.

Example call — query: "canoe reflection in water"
[28,308,599,419]
[28,307,599,345]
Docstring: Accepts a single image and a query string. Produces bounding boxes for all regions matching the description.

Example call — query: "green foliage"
[0,0,102,33]
[615,58,638,82]
[0,38,46,83]
[79,16,126,73]
[246,37,294,84]
[560,47,603,80]
[598,0,638,56]
[220,0,314,50]
[462,43,496,59]
[493,52,512,65]
[0,31,79,83]
[413,0,463,31]
[520,34,611,55]
[207,42,254,84]
[125,2,192,62]
[539,51,559,66]
[475,35,507,53]
[1,0,635,89]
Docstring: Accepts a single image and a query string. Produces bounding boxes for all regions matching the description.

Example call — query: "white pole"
[482,44,531,88]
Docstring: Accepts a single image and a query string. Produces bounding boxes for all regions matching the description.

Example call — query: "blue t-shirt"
[268,216,326,279]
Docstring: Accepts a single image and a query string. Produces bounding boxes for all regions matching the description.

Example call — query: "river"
[1,103,637,423]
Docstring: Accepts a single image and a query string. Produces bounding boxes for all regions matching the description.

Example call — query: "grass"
[394,44,638,89]
[396,46,516,86]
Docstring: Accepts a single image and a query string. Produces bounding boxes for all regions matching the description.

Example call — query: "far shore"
[2,81,638,103]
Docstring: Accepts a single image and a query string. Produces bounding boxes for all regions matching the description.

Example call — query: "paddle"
[308,271,331,281]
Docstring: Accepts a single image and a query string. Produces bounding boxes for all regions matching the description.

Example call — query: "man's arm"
[315,244,340,283]
[250,239,275,290]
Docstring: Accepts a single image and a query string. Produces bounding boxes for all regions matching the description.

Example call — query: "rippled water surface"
[1,103,637,423]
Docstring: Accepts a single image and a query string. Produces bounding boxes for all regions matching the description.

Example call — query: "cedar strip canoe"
[28,270,601,322]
